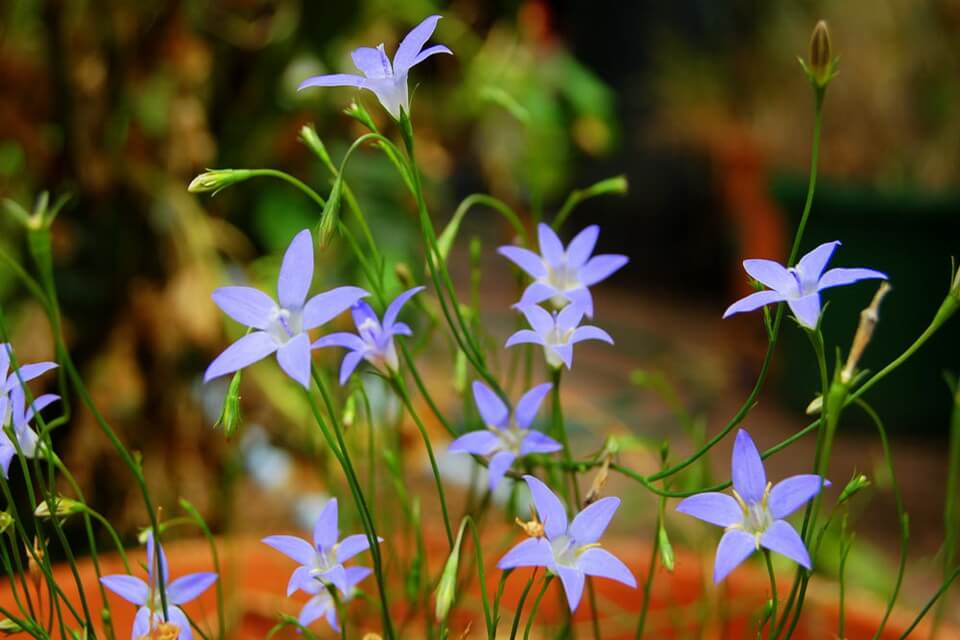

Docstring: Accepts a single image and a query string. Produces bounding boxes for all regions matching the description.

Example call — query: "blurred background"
[1,0,959,633]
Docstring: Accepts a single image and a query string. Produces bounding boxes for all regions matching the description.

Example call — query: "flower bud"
[214,370,243,439]
[580,175,628,200]
[188,169,253,195]
[344,101,378,132]
[657,523,675,572]
[838,473,870,504]
[34,497,85,519]
[0,512,11,534]
[299,124,333,168]
[800,20,838,89]
[317,177,342,247]
[0,618,23,634]
[433,537,462,622]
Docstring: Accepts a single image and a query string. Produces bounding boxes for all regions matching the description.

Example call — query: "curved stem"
[522,576,553,640]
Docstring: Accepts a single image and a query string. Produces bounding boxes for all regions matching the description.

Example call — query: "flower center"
[496,423,526,454]
[268,307,303,344]
[731,484,774,546]
[311,549,337,577]
[544,261,579,292]
[786,268,813,297]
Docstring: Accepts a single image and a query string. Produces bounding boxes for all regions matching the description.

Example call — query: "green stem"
[634,498,663,639]
[523,576,553,640]
[934,381,960,636]
[764,550,777,637]
[895,566,960,640]
[390,373,455,548]
[509,571,538,640]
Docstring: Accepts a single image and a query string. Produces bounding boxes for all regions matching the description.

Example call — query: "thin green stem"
[390,373,454,547]
[895,566,960,640]
[764,550,777,638]
[523,576,553,640]
[509,570,538,640]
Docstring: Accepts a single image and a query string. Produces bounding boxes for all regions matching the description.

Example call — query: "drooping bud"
[34,496,85,519]
[214,370,243,439]
[584,456,611,506]
[657,522,675,572]
[187,169,253,195]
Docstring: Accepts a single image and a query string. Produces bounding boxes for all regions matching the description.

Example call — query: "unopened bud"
[317,177,342,247]
[580,175,628,199]
[800,20,838,89]
[188,169,253,195]
[584,457,610,506]
[434,523,466,622]
[214,370,243,439]
[34,496,85,519]
[299,124,333,168]
[657,523,675,572]
[344,101,378,132]
[841,282,891,383]
[838,473,870,504]
[342,393,357,429]
[0,512,12,534]
[0,618,23,634]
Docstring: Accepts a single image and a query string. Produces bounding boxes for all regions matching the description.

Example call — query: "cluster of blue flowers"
[83,14,897,638]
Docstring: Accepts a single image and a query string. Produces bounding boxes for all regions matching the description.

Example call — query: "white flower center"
[268,307,303,345]
[311,549,337,577]
[494,423,526,455]
[542,261,580,293]
[731,484,775,548]
[550,534,579,568]
[786,268,814,298]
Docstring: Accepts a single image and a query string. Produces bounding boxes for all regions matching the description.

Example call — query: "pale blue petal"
[516,283,559,308]
[383,286,425,330]
[578,254,628,287]
[742,259,795,293]
[565,287,594,318]
[276,333,312,389]
[303,287,369,330]
[786,293,822,330]
[487,451,515,490]
[167,606,192,640]
[204,332,277,382]
[299,595,332,628]
[412,44,453,66]
[519,304,555,336]
[676,492,742,528]
[569,497,619,545]
[345,566,373,591]
[537,223,565,267]
[496,537,552,569]
[472,380,508,427]
[335,534,377,564]
[287,565,313,596]
[313,332,366,351]
[314,498,339,551]
[518,431,562,455]
[393,15,442,75]
[552,344,574,369]
[351,45,391,78]
[570,326,612,345]
[796,241,840,287]
[167,572,217,605]
[565,226,599,269]
[146,532,169,587]
[505,330,544,348]
[319,565,348,594]
[578,547,637,587]
[523,475,567,539]
[714,529,756,583]
[514,383,552,429]
[498,246,547,278]
[5,362,58,391]
[298,74,367,91]
[769,475,830,520]
[557,565,585,612]
[132,606,151,638]
[21,394,59,426]
[339,351,365,385]
[262,535,314,565]
[817,267,887,290]
[556,303,584,333]
[448,430,500,456]
[731,429,766,505]
[389,322,413,336]
[761,520,811,569]
[722,290,786,319]
[277,230,314,310]
[211,287,275,330]
[100,575,148,606]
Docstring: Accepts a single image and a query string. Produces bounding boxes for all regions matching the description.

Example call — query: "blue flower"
[204,230,368,388]
[313,286,424,384]
[100,533,217,640]
[0,344,59,478]
[498,476,637,612]
[505,303,612,369]
[262,497,379,597]
[676,429,830,583]
[298,15,452,120]
[448,381,561,489]
[499,224,627,318]
[723,241,887,329]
